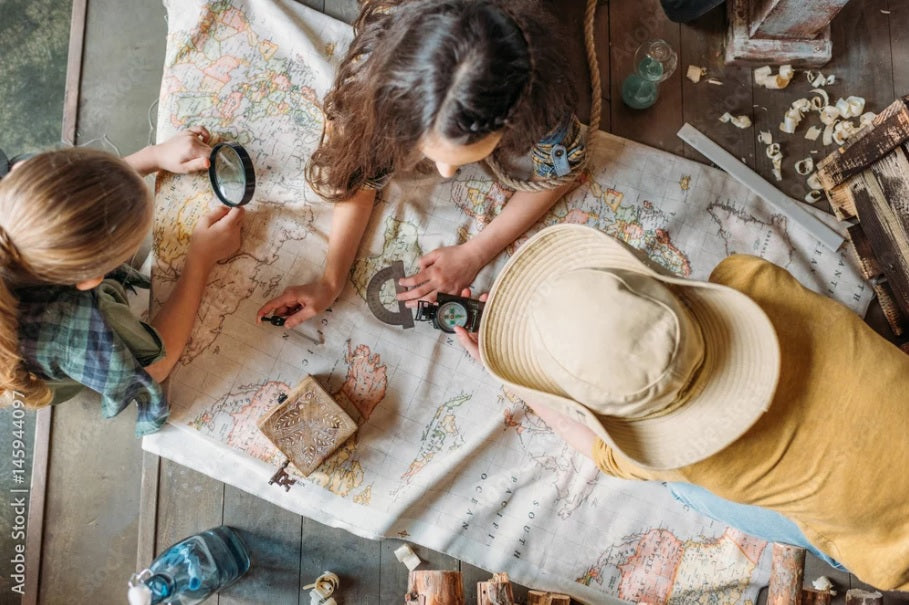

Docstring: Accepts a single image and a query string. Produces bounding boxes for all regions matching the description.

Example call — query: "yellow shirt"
[593,255,909,591]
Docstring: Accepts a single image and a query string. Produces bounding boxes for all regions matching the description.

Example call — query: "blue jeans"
[665,482,846,570]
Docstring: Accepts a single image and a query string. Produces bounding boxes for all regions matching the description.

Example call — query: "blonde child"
[0,129,243,435]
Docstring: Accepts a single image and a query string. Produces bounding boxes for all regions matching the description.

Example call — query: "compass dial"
[436,300,469,332]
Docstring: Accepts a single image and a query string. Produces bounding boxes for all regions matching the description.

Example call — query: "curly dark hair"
[306,0,577,200]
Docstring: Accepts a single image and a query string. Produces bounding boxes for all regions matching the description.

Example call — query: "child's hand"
[154,127,213,174]
[453,288,487,361]
[397,243,485,308]
[256,279,339,329]
[188,206,244,268]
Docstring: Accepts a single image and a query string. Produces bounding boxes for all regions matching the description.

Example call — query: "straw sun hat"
[479,224,781,470]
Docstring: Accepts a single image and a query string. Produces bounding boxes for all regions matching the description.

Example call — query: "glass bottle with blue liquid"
[127,525,251,605]
[621,39,678,110]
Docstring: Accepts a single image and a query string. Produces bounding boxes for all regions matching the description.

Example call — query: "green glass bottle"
[621,39,678,110]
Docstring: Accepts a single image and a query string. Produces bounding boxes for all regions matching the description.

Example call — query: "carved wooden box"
[817,95,909,337]
[257,375,357,476]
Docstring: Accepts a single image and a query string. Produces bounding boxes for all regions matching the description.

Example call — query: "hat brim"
[480,224,780,470]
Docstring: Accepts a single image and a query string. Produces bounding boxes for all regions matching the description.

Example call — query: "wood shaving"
[806,71,827,87]
[394,544,422,571]
[819,105,840,126]
[706,78,723,85]
[753,66,772,86]
[805,126,822,141]
[811,576,836,594]
[686,65,706,83]
[809,88,829,110]
[822,122,835,146]
[833,120,858,145]
[766,143,783,181]
[835,96,865,118]
[805,190,824,203]
[795,157,814,175]
[780,98,811,133]
[758,130,772,145]
[719,112,752,128]
[807,172,822,190]
[755,65,795,89]
[805,71,837,87]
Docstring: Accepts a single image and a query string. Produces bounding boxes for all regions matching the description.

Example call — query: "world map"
[144,1,872,603]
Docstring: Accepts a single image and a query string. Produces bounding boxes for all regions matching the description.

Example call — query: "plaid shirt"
[16,266,168,436]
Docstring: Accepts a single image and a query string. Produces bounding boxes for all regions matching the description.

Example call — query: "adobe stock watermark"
[8,393,29,595]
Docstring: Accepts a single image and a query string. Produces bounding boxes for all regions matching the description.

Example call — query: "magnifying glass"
[208,142,256,207]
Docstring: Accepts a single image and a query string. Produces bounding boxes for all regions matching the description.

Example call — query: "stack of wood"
[817,95,909,346]
[766,543,884,605]
[404,571,571,605]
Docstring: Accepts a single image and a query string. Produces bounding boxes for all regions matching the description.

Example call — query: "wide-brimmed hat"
[479,224,780,470]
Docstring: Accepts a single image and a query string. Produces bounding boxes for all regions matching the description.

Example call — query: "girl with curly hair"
[258,0,587,327]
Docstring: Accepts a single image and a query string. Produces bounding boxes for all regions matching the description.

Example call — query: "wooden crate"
[817,95,909,336]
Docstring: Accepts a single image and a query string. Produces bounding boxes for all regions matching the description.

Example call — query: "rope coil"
[485,0,601,191]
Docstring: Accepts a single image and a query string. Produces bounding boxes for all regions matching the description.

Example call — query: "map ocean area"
[146,1,871,603]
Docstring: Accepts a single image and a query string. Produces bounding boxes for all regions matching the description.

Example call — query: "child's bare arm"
[124,127,212,176]
[145,206,244,382]
[256,187,375,328]
[397,182,576,305]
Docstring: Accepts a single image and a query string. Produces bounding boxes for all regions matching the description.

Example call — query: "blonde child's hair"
[0,148,153,407]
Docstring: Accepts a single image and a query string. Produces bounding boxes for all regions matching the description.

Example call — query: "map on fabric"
[145,1,872,603]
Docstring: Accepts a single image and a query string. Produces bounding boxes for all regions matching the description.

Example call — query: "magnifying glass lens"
[209,142,255,207]
[215,148,245,199]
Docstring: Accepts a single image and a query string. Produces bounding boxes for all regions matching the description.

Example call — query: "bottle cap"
[127,583,152,605]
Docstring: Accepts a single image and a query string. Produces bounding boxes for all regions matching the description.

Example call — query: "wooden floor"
[33,0,909,603]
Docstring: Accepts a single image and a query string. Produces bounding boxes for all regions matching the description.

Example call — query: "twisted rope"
[485,0,601,191]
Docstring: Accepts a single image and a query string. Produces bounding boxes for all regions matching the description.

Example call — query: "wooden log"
[868,278,906,336]
[405,571,464,605]
[801,588,832,605]
[725,0,834,66]
[816,97,909,190]
[870,149,909,233]
[477,572,516,605]
[827,182,858,221]
[767,543,806,605]
[527,590,572,605]
[847,224,883,281]
[851,160,909,319]
[844,589,884,605]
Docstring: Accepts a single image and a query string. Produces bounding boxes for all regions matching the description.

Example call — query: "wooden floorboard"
[39,404,142,603]
[679,4,757,167]
[129,1,908,603]
[609,0,687,155]
[219,485,302,605]
[154,459,225,554]
[298,516,383,604]
[890,0,909,98]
